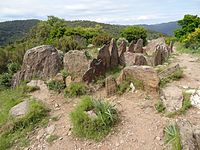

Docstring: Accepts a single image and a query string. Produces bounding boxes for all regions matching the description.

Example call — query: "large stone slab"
[120,66,159,91]
[12,45,62,87]
[161,85,183,112]
[159,64,181,79]
[64,50,89,78]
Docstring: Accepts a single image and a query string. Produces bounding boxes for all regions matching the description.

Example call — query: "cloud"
[0,0,199,24]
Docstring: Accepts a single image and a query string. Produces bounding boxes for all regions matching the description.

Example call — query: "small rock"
[46,125,55,135]
[59,137,63,140]
[191,90,200,109]
[9,100,29,118]
[130,82,135,93]
[155,136,161,141]
[54,103,59,108]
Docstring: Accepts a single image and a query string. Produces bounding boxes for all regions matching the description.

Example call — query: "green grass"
[47,80,65,93]
[164,123,182,150]
[46,135,59,143]
[155,100,166,113]
[166,92,192,118]
[159,69,184,88]
[0,86,49,150]
[106,67,122,79]
[175,42,200,56]
[64,82,88,97]
[70,96,119,141]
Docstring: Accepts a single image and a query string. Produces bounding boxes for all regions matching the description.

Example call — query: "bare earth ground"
[25,51,200,150]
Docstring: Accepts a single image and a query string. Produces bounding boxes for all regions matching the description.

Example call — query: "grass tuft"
[47,80,65,92]
[70,96,119,141]
[64,82,87,97]
[155,100,166,113]
[164,123,182,150]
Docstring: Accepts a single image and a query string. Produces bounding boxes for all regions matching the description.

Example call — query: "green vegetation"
[159,69,184,87]
[176,42,200,56]
[155,100,166,113]
[0,86,49,149]
[47,80,65,92]
[70,96,118,140]
[164,123,182,150]
[121,26,147,44]
[174,14,200,51]
[46,135,59,143]
[64,82,88,97]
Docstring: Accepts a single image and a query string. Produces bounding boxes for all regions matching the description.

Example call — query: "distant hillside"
[0,19,40,46]
[141,21,180,36]
[0,19,179,46]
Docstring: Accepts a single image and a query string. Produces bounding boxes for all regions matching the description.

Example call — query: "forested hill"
[141,21,180,36]
[0,19,40,46]
[0,19,179,46]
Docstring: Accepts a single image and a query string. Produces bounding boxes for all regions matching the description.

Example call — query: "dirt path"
[27,52,200,150]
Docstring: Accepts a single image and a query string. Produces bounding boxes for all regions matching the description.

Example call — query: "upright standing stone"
[97,44,110,69]
[105,76,117,97]
[128,41,135,53]
[109,38,119,68]
[118,40,127,67]
[134,39,143,53]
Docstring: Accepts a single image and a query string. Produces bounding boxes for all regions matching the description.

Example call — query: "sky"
[0,0,200,25]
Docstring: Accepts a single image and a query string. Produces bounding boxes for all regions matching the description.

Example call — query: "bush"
[47,80,65,92]
[184,27,200,50]
[64,82,87,97]
[7,63,21,75]
[92,33,112,47]
[70,96,118,140]
[60,70,69,79]
[0,73,12,88]
[164,123,182,150]
[120,26,147,44]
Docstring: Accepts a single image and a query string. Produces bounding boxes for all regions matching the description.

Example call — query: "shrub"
[7,63,21,75]
[164,123,182,150]
[155,100,166,113]
[47,80,65,92]
[92,33,112,47]
[60,70,69,79]
[120,26,147,44]
[64,82,87,97]
[0,73,12,88]
[70,96,118,140]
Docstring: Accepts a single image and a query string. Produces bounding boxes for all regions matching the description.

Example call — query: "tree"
[174,15,200,41]
[120,26,147,44]
[184,27,200,50]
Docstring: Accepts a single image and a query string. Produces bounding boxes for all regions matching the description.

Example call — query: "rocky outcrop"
[64,50,89,78]
[12,45,62,87]
[145,37,166,56]
[118,40,127,67]
[105,76,118,97]
[97,44,110,69]
[177,120,200,150]
[119,66,159,91]
[109,38,119,68]
[128,41,135,53]
[9,100,29,118]
[161,85,183,113]
[124,52,147,66]
[158,64,181,79]
[134,39,143,53]
[83,59,106,83]
[190,90,200,109]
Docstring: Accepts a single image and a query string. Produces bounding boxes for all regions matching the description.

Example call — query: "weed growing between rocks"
[155,100,166,113]
[159,69,184,88]
[47,80,65,92]
[64,82,88,97]
[0,95,49,149]
[164,123,182,150]
[46,134,59,143]
[70,96,119,141]
[117,77,144,95]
